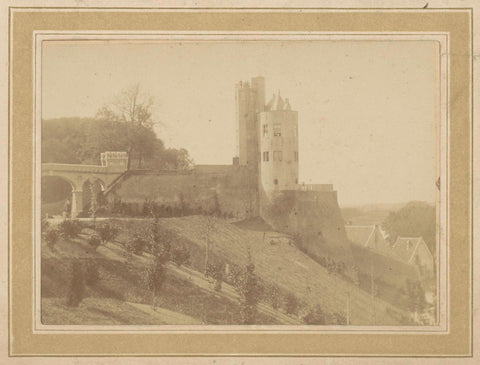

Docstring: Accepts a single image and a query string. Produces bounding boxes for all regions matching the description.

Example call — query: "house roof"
[391,237,425,264]
[345,224,393,255]
[265,92,285,111]
[345,225,375,247]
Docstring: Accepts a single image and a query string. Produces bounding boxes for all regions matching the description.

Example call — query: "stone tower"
[258,92,299,194]
[235,77,265,169]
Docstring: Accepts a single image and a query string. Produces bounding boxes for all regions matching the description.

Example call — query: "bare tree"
[96,84,159,168]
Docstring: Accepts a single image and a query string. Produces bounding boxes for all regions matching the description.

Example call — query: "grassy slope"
[41,234,276,325]
[154,215,410,325]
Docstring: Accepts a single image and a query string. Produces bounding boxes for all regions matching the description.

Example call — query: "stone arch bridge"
[41,152,128,217]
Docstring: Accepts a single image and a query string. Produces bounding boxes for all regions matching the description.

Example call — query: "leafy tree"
[67,261,85,307]
[143,258,167,311]
[383,201,436,256]
[237,263,263,324]
[85,261,100,286]
[59,220,82,239]
[171,244,191,267]
[303,304,326,324]
[44,229,59,251]
[96,222,119,244]
[88,234,102,251]
[142,219,171,310]
[405,279,426,314]
[285,293,299,316]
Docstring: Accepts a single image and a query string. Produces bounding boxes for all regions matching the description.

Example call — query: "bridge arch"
[41,153,128,218]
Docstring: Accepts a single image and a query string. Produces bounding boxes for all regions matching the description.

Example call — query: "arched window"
[274,179,278,185]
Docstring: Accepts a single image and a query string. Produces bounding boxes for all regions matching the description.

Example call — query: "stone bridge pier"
[42,152,128,218]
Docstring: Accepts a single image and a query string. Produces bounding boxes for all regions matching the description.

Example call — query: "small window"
[294,151,298,162]
[273,123,282,137]
[274,179,278,185]
[295,178,298,184]
[263,124,269,137]
[263,151,270,162]
[273,151,283,162]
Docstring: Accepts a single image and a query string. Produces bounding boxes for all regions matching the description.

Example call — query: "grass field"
[42,216,412,326]
[138,215,411,325]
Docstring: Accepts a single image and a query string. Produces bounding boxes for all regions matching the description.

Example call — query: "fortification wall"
[260,189,355,270]
[105,165,258,219]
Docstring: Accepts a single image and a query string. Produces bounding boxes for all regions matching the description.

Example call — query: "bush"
[85,261,100,286]
[44,229,59,250]
[67,261,85,307]
[97,222,119,244]
[332,311,347,325]
[59,220,82,239]
[285,293,299,316]
[171,244,190,267]
[266,285,281,310]
[303,305,326,324]
[88,234,102,251]
[128,237,147,256]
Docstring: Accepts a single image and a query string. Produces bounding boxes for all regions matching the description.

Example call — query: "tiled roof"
[345,225,375,247]
[391,237,423,264]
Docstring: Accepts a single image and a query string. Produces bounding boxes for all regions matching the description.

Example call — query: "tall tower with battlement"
[235,77,299,194]
[235,77,265,169]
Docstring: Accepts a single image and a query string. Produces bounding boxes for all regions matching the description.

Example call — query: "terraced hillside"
[154,215,411,325]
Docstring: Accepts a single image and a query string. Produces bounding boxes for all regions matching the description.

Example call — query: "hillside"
[42,228,282,325]
[43,216,412,326]
[148,215,410,325]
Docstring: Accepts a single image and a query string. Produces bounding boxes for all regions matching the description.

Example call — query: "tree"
[143,257,167,311]
[96,84,158,168]
[143,219,171,310]
[303,304,326,324]
[88,234,102,251]
[202,216,217,276]
[96,222,119,245]
[67,261,85,307]
[383,201,436,256]
[237,263,263,324]
[44,229,59,251]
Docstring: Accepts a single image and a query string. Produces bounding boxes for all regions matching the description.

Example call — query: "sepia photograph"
[38,37,441,328]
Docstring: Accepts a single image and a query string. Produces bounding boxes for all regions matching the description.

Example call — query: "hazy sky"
[42,40,438,206]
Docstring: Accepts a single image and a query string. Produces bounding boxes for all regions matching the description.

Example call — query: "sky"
[42,40,439,207]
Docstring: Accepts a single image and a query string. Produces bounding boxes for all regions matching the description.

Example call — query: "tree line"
[42,84,194,170]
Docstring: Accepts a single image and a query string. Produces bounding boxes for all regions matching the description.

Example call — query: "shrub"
[85,261,100,286]
[67,261,85,307]
[88,234,102,251]
[129,237,147,256]
[143,258,167,311]
[285,293,299,316]
[97,222,119,244]
[303,305,326,324]
[206,261,224,291]
[266,285,281,310]
[44,229,59,250]
[333,311,347,325]
[237,263,263,324]
[171,244,190,267]
[59,220,82,239]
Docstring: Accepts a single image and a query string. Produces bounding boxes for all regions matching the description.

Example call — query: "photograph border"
[8,7,473,357]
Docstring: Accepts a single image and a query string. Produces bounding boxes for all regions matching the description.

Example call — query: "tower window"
[263,124,268,137]
[294,151,298,162]
[263,151,270,162]
[273,151,283,162]
[274,179,278,185]
[273,123,282,137]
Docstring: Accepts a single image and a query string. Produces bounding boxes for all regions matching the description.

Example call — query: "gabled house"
[391,237,435,278]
